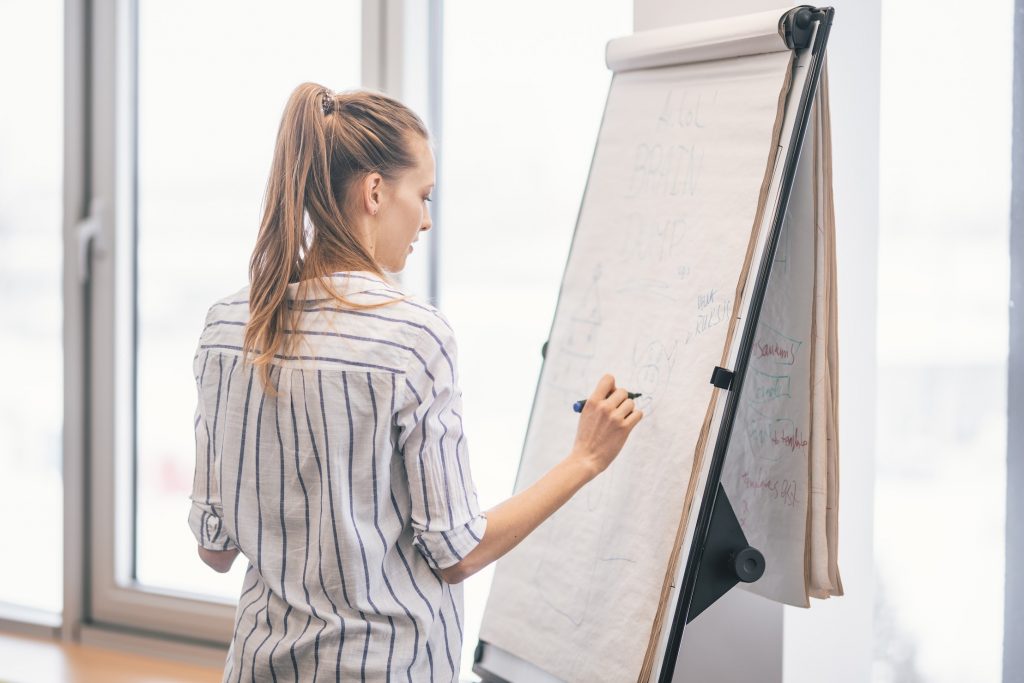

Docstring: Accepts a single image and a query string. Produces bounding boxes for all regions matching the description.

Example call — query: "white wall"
[633,3,880,683]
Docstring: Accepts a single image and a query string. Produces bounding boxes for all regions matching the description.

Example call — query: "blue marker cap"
[572,392,642,413]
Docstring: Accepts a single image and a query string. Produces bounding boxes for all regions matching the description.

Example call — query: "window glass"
[134,0,362,598]
[440,3,633,675]
[0,0,64,615]
[874,0,1010,680]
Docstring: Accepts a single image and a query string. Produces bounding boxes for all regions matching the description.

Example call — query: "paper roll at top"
[605,6,796,72]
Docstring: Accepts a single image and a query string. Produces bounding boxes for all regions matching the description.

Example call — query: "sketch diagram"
[546,265,604,394]
[747,368,792,404]
[743,406,805,462]
[568,265,603,352]
[533,456,634,629]
[629,338,679,417]
[614,278,683,303]
[532,508,601,628]
[544,350,593,397]
[737,498,752,528]
[745,407,787,451]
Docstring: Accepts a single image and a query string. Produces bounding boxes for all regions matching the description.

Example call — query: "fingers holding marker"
[572,389,643,413]
[605,386,628,408]
[612,398,637,419]
[570,375,647,476]
[589,374,616,403]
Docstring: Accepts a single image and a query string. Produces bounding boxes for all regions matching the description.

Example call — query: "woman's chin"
[385,254,408,274]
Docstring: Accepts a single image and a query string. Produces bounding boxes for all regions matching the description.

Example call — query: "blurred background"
[0,0,1015,681]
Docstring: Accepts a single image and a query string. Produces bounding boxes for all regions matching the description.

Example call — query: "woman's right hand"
[439,373,645,584]
[570,374,644,478]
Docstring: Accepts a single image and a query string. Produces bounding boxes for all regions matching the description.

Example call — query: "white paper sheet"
[721,121,816,608]
[818,65,843,597]
[478,50,793,683]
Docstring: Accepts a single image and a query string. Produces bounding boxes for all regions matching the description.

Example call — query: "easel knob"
[731,547,766,583]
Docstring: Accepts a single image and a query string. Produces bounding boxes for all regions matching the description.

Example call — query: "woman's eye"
[424,195,432,203]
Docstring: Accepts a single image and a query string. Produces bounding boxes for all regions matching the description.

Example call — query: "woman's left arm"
[188,343,241,571]
[197,546,241,573]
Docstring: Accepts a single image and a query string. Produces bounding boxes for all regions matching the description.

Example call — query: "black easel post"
[656,7,834,683]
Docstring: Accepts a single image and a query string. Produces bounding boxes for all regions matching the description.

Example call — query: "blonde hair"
[244,83,430,387]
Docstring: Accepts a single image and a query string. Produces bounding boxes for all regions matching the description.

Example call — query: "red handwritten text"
[756,342,792,362]
[740,471,799,507]
[771,426,808,452]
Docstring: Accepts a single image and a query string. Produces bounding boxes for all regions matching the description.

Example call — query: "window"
[439,2,633,675]
[133,0,363,601]
[0,0,64,617]
[873,0,1011,680]
[86,0,368,642]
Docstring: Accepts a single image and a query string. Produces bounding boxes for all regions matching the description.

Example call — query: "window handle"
[75,198,104,285]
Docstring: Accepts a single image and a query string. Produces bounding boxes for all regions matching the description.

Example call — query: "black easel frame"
[656,7,834,682]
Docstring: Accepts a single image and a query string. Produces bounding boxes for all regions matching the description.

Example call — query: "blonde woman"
[188,83,644,682]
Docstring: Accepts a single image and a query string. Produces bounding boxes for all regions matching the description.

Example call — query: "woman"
[188,82,644,682]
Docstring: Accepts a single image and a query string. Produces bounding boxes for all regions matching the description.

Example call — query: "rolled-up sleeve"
[395,315,487,570]
[188,347,237,551]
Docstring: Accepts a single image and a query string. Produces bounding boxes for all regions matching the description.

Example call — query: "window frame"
[1005,1,1024,682]
[59,0,439,650]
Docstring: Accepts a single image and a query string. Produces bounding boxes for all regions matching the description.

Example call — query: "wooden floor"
[0,632,222,683]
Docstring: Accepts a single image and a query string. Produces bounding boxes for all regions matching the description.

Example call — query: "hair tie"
[321,91,335,116]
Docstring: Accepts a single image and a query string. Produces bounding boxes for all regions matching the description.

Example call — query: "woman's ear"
[363,172,384,216]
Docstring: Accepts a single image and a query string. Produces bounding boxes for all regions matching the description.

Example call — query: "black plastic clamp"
[781,6,815,49]
[710,366,734,390]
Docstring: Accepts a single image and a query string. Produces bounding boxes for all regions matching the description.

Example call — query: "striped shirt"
[188,271,487,682]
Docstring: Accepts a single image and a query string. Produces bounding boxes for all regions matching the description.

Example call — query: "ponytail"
[244,83,429,387]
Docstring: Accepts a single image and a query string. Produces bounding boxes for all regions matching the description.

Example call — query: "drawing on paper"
[629,338,679,416]
[747,368,792,404]
[546,265,604,394]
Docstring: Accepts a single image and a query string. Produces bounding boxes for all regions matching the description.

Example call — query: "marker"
[573,392,642,413]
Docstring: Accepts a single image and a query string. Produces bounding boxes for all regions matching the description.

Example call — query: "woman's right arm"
[438,374,644,584]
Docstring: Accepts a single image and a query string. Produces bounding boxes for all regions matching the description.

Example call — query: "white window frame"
[57,0,442,656]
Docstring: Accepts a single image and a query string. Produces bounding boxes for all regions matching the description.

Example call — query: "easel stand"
[474,6,835,682]
[656,8,834,682]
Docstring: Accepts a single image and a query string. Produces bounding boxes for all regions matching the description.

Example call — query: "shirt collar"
[285,270,399,299]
